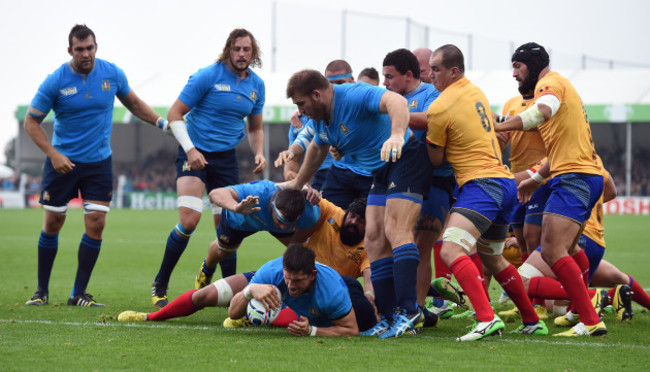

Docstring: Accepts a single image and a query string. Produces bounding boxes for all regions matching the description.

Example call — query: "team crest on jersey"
[215,84,231,91]
[539,86,550,92]
[219,234,230,244]
[308,308,320,317]
[101,80,111,91]
[42,191,50,201]
[182,161,192,172]
[250,90,257,101]
[339,122,349,134]
[60,87,77,96]
[328,217,340,232]
[409,99,418,109]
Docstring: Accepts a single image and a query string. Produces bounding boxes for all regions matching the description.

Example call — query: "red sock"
[628,275,650,309]
[607,288,616,306]
[532,297,545,306]
[148,289,199,321]
[450,256,493,322]
[551,257,600,325]
[495,264,538,324]
[469,253,490,301]
[433,241,452,279]
[528,276,570,300]
[571,250,590,288]
[270,307,299,327]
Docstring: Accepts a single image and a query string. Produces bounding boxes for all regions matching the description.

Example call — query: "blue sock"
[219,252,237,278]
[37,231,58,293]
[154,226,191,286]
[71,234,101,297]
[370,257,395,318]
[393,243,420,314]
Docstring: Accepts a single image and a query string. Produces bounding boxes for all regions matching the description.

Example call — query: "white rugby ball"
[246,286,282,325]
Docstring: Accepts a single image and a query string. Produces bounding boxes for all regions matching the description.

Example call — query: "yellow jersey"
[307,199,370,278]
[426,77,512,187]
[501,95,546,173]
[534,72,600,177]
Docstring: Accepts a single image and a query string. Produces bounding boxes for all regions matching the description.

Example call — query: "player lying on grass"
[119,244,375,336]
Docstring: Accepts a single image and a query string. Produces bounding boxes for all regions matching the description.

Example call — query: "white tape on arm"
[536,94,561,117]
[519,103,545,131]
[169,120,195,153]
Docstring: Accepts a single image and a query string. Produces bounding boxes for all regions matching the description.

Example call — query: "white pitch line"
[2,318,650,350]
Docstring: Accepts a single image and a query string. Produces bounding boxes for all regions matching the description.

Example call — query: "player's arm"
[288,310,359,337]
[117,90,167,130]
[378,91,409,161]
[209,187,260,214]
[287,141,329,189]
[408,112,428,130]
[603,173,617,203]
[247,113,266,174]
[24,108,75,173]
[494,95,560,132]
[517,160,550,203]
[167,98,207,170]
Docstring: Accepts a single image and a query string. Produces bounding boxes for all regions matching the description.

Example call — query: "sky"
[2,0,649,164]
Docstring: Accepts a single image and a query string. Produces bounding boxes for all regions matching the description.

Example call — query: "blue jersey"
[30,59,130,163]
[225,180,320,233]
[311,83,411,173]
[251,257,352,327]
[289,117,333,171]
[179,61,265,152]
[405,82,453,178]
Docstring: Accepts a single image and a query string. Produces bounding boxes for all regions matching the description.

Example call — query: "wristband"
[243,285,253,300]
[309,325,318,336]
[496,115,506,123]
[531,172,545,184]
[169,120,195,153]
[526,169,535,178]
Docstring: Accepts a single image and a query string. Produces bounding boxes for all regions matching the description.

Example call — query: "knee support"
[83,202,110,214]
[477,238,505,256]
[442,227,476,253]
[44,204,68,215]
[518,262,544,280]
[177,196,203,213]
[212,278,234,306]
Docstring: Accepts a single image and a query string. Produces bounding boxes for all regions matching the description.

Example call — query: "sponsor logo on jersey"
[60,87,77,96]
[42,191,50,201]
[319,133,328,141]
[215,84,231,91]
[101,80,111,91]
[250,90,257,101]
[339,122,349,134]
[388,182,397,189]
[182,161,191,172]
[408,99,418,109]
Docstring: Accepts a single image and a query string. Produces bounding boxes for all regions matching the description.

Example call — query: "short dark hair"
[286,69,330,99]
[283,243,316,275]
[272,188,306,224]
[383,48,421,79]
[325,60,353,74]
[68,24,96,47]
[346,197,367,220]
[434,44,465,73]
[358,67,379,81]
[218,28,262,68]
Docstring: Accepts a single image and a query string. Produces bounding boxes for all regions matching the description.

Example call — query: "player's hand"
[304,186,322,205]
[251,284,282,311]
[186,148,208,170]
[287,316,311,337]
[381,136,405,162]
[278,179,300,190]
[517,177,540,204]
[289,111,303,128]
[50,152,75,174]
[233,195,261,214]
[274,150,295,167]
[329,147,343,161]
[253,154,267,174]
[504,236,519,250]
[495,131,511,149]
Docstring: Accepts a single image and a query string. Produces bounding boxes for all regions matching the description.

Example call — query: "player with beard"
[150,29,267,308]
[117,199,379,333]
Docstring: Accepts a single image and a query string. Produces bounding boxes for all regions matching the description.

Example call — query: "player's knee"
[442,227,476,254]
[207,278,233,307]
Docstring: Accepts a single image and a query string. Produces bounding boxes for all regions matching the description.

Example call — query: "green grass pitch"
[1,209,649,371]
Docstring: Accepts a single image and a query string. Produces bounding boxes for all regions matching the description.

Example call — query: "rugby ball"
[246,286,282,325]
